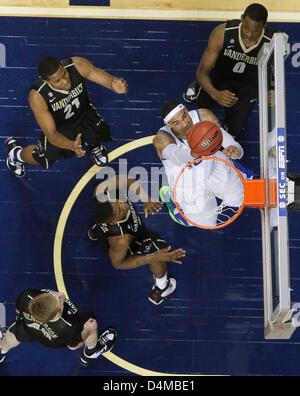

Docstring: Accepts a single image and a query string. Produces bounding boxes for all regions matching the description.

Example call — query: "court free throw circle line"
[53,135,204,376]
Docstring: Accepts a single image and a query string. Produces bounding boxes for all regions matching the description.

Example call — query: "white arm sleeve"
[162,143,193,166]
[221,128,244,159]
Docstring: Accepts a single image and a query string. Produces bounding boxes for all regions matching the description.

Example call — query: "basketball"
[187,121,223,156]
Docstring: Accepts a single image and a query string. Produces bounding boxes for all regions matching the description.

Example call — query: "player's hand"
[150,246,186,264]
[73,133,86,158]
[215,90,238,108]
[112,77,128,94]
[222,145,241,159]
[143,201,163,218]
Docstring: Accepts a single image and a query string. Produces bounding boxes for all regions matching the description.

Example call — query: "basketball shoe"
[183,80,201,103]
[159,186,189,226]
[5,137,26,177]
[88,224,98,241]
[148,277,176,305]
[90,144,108,167]
[80,328,117,366]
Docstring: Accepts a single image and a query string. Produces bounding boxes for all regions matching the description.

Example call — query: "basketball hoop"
[172,156,277,229]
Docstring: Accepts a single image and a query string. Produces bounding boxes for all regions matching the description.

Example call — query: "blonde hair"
[28,293,60,323]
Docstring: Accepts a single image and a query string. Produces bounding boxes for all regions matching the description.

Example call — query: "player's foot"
[5,137,26,177]
[159,186,188,226]
[0,327,7,364]
[148,277,176,305]
[90,145,108,167]
[183,80,200,103]
[88,225,98,241]
[80,328,117,366]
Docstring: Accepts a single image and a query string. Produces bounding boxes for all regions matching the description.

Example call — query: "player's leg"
[0,328,20,363]
[0,319,34,363]
[21,146,40,165]
[80,102,112,167]
[79,314,117,366]
[5,133,67,176]
[159,186,192,226]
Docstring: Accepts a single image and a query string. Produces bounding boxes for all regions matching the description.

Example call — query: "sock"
[155,273,168,290]
[84,342,98,356]
[87,343,97,350]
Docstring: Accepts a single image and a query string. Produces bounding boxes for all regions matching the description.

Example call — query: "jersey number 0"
[232,61,246,74]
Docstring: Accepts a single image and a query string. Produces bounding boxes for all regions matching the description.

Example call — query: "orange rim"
[173,156,246,229]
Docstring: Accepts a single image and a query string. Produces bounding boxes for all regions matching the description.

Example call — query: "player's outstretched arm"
[94,174,161,216]
[72,56,128,94]
[109,236,185,269]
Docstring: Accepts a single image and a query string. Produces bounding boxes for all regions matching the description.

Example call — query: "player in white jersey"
[153,100,253,226]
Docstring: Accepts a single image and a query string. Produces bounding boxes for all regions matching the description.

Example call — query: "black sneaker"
[80,328,117,366]
[148,278,176,305]
[88,225,98,241]
[5,137,26,177]
[90,145,108,167]
[0,327,7,364]
[183,80,201,103]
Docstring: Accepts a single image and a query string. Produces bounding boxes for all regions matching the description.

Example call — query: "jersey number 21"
[64,97,80,120]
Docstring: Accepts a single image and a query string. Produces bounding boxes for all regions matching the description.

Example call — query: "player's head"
[93,195,129,224]
[161,100,193,137]
[28,291,66,323]
[241,3,268,47]
[38,56,71,91]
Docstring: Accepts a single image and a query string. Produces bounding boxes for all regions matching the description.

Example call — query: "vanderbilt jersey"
[31,58,90,129]
[93,195,169,255]
[212,19,277,83]
[15,289,83,348]
[96,199,143,238]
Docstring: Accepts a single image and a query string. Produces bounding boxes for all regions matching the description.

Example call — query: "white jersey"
[159,110,244,191]
[158,110,247,227]
[174,150,244,227]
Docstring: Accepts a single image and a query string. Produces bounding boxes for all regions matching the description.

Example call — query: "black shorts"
[96,226,169,256]
[196,74,258,139]
[32,102,112,169]
[8,311,95,349]
[128,229,169,256]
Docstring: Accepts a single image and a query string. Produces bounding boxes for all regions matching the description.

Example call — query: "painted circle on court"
[53,136,202,376]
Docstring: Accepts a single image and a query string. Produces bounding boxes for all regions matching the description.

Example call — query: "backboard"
[258,33,296,339]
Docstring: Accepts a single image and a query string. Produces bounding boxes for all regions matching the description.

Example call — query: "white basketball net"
[173,156,245,228]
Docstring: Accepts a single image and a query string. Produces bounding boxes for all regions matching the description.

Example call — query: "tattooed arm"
[108,234,152,269]
[153,131,175,159]
[108,234,186,269]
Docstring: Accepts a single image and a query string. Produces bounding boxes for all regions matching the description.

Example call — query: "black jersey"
[31,58,90,129]
[211,20,277,84]
[97,199,143,238]
[15,289,84,349]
